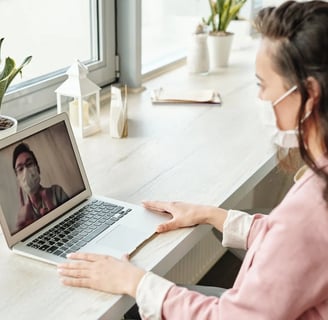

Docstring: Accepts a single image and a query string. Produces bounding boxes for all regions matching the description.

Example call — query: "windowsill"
[19,34,258,134]
[17,85,113,131]
[142,57,187,83]
[18,59,186,131]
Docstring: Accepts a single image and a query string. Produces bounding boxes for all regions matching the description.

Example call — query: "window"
[1,0,116,120]
[142,0,209,74]
[141,0,259,75]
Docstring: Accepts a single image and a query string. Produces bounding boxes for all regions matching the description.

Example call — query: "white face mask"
[259,85,299,149]
[18,166,40,194]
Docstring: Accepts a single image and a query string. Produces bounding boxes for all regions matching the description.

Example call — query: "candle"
[69,99,90,127]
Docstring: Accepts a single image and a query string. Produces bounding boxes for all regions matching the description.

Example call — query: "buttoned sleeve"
[222,210,255,249]
[136,272,174,320]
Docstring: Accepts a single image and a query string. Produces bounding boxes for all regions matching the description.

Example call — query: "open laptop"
[0,112,170,265]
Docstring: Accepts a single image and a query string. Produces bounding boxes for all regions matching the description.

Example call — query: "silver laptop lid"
[0,112,92,248]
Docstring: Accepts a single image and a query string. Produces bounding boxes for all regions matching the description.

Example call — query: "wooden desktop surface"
[0,41,277,320]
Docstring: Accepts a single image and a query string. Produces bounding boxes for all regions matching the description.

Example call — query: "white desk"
[0,41,277,320]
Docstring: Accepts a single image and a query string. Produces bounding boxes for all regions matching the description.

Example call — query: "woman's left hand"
[57,252,145,297]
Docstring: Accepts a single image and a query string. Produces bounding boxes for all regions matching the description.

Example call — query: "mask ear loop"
[273,85,298,106]
[299,109,313,151]
[301,110,312,123]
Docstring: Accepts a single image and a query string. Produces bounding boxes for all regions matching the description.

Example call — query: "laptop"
[0,112,170,265]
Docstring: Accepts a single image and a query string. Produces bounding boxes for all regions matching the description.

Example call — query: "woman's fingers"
[57,251,144,296]
[58,265,88,278]
[61,277,90,288]
[144,200,197,233]
[58,260,92,289]
[59,252,127,272]
[142,200,173,213]
[121,253,130,262]
[156,219,178,233]
[59,266,93,288]
[66,252,107,262]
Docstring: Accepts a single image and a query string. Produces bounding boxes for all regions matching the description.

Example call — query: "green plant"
[203,0,247,33]
[0,37,32,110]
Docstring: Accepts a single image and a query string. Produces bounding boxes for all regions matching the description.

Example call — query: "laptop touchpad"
[95,224,150,254]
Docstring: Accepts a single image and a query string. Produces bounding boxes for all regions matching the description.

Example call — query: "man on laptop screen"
[13,142,69,232]
[1,121,85,237]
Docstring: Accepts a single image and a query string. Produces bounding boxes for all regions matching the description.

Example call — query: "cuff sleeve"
[222,209,255,249]
[136,272,175,320]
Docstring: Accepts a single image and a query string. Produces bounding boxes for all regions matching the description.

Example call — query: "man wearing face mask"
[13,143,69,231]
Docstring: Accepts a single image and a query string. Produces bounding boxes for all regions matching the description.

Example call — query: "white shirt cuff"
[136,272,174,320]
[222,209,254,249]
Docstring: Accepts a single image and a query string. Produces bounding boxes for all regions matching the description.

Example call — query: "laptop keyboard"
[26,200,131,258]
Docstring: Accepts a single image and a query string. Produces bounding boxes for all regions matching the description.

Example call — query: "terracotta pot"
[0,115,18,139]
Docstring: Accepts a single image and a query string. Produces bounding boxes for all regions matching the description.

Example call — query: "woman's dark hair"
[12,142,40,174]
[255,0,328,202]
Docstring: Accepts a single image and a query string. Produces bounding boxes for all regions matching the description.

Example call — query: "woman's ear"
[305,76,321,113]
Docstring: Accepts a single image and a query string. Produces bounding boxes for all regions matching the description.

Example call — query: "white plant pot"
[187,33,209,75]
[208,32,234,69]
[0,115,18,139]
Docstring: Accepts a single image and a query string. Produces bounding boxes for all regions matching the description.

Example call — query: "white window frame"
[2,0,116,120]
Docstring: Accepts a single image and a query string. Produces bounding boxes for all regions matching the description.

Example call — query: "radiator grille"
[165,231,226,284]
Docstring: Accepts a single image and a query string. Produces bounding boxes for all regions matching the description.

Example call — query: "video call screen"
[0,121,85,235]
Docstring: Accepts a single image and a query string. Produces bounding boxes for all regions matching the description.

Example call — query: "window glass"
[141,0,260,74]
[0,0,116,119]
[0,0,94,84]
[142,0,209,73]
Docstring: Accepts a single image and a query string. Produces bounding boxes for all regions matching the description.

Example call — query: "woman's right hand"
[142,200,227,233]
[58,252,145,298]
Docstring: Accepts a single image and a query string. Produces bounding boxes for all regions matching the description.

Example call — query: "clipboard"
[150,88,221,105]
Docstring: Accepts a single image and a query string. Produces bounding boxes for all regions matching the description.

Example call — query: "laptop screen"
[0,119,86,236]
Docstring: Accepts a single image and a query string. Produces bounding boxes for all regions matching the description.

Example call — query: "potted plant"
[203,0,247,69]
[0,37,32,138]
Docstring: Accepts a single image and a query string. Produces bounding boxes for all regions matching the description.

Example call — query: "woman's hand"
[143,200,227,233]
[57,252,145,297]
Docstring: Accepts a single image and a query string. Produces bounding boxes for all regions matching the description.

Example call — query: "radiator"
[164,231,227,284]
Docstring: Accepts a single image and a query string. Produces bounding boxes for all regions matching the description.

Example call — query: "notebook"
[0,112,170,265]
[150,87,221,105]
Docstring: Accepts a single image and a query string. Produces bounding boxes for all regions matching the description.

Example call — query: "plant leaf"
[220,0,233,31]
[0,38,4,65]
[0,55,32,108]
[216,0,224,31]
[0,57,15,106]
[8,55,32,86]
[208,0,247,32]
[223,0,248,30]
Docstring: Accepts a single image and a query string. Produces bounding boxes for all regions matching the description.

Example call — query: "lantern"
[55,60,101,138]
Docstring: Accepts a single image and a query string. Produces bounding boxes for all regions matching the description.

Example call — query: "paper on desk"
[151,88,221,104]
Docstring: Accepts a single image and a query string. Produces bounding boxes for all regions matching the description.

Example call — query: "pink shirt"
[136,160,328,319]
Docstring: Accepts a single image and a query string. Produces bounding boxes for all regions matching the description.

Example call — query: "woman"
[57,1,328,318]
